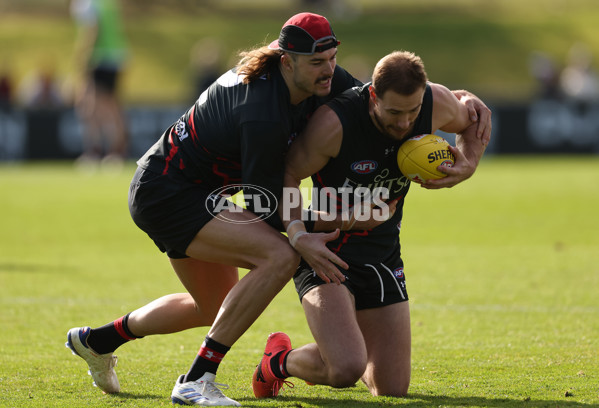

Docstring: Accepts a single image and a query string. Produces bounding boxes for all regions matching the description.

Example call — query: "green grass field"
[1,156,598,407]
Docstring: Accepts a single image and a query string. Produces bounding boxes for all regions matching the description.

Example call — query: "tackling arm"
[281,105,349,283]
[451,89,492,146]
[423,83,489,189]
[281,104,398,281]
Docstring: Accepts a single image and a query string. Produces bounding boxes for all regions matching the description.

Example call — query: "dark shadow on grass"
[406,393,598,408]
[238,394,598,407]
[103,391,164,401]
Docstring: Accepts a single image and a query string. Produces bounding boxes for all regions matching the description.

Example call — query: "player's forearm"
[280,172,309,247]
[456,123,487,167]
[312,213,344,232]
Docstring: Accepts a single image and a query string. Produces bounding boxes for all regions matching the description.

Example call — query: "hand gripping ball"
[397,134,455,183]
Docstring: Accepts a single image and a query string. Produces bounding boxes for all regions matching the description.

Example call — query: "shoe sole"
[171,397,187,405]
[65,327,120,394]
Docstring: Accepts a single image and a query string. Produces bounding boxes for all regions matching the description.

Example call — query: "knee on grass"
[327,359,366,389]
[367,378,410,398]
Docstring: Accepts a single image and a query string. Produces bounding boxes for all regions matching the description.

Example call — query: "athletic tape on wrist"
[289,231,309,248]
[286,219,303,234]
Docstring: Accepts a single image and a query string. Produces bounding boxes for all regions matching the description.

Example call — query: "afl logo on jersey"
[393,267,404,279]
[351,160,378,174]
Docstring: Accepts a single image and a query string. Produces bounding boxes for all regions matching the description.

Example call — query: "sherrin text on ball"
[397,134,455,183]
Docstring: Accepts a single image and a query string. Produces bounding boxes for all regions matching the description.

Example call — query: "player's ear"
[369,85,377,101]
[281,53,294,72]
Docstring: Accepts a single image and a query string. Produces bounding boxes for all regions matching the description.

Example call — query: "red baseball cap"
[268,12,340,55]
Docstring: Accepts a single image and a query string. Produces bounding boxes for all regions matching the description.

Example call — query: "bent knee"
[265,243,300,280]
[328,361,366,389]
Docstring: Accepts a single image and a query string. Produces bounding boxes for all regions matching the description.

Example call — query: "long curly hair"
[235,46,283,84]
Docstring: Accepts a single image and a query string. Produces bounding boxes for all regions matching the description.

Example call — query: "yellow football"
[397,134,455,183]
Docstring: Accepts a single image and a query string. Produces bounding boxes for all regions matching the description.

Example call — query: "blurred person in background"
[70,0,129,168]
[65,12,491,406]
[17,62,65,109]
[0,63,13,112]
[528,51,562,100]
[559,42,599,105]
[189,37,227,104]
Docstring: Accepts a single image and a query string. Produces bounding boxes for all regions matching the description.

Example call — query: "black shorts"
[92,66,121,93]
[294,247,408,310]
[128,167,217,259]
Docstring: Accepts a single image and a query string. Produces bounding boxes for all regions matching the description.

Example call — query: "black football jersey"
[137,65,360,228]
[311,83,433,263]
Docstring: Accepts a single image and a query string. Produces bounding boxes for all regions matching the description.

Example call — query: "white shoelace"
[201,380,229,398]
